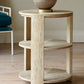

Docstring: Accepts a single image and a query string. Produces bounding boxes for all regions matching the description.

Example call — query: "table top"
[19,10,73,18]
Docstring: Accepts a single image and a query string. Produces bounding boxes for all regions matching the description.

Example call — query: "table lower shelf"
[19,40,72,50]
[19,68,71,83]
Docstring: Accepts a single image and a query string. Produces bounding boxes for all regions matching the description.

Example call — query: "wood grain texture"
[66,47,73,74]
[0,43,84,84]
[19,68,71,83]
[19,40,72,50]
[66,14,73,75]
[67,14,73,43]
[31,15,44,84]
[19,10,73,84]
[24,17,31,70]
[19,10,73,18]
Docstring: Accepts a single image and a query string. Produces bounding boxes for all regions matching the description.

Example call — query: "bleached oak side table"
[19,10,73,84]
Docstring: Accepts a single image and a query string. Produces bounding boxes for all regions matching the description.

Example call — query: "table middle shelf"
[19,39,72,50]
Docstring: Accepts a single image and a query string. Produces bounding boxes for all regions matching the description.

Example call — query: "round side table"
[19,10,73,84]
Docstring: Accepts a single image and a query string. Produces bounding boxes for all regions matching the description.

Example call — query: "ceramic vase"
[33,0,57,10]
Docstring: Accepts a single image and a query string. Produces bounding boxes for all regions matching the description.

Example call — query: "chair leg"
[11,31,13,56]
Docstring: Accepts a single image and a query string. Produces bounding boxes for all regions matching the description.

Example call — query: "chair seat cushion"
[0,27,12,31]
[0,12,11,27]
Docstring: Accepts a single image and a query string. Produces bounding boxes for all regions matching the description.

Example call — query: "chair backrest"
[0,6,11,16]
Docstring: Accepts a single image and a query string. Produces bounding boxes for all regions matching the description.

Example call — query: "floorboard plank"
[0,43,84,84]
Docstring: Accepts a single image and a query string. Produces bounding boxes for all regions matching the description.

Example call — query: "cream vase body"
[33,0,57,10]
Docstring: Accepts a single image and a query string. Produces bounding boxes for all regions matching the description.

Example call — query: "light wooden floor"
[0,43,84,84]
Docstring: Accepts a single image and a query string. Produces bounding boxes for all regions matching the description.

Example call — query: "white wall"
[0,0,84,43]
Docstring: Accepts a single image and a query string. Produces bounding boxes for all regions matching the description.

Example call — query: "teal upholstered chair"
[0,6,13,56]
